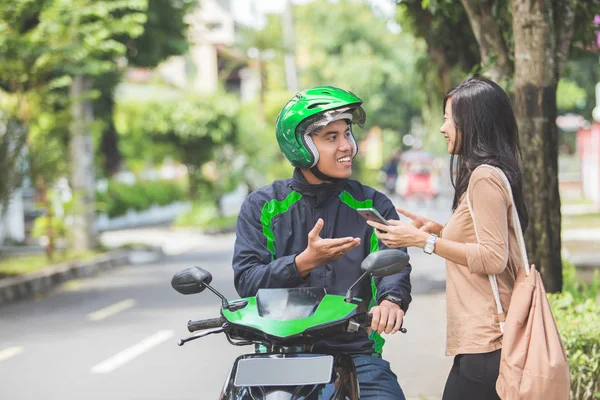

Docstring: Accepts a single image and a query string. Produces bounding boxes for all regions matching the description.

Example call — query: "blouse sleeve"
[464,172,510,275]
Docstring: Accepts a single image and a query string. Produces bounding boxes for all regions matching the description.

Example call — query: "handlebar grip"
[187,317,223,333]
[365,313,407,333]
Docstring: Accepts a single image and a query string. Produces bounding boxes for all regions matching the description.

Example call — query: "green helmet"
[276,86,366,168]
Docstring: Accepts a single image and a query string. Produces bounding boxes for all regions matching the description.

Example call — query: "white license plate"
[234,355,334,387]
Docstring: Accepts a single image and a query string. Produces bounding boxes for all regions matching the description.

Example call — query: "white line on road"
[88,299,136,321]
[90,330,174,374]
[0,346,24,362]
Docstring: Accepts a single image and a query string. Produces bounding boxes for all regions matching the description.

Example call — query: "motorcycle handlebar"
[363,312,407,333]
[187,317,223,333]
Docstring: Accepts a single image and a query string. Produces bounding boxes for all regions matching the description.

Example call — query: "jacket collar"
[290,168,348,206]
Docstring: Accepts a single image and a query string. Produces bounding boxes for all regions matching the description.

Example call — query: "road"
[0,196,454,400]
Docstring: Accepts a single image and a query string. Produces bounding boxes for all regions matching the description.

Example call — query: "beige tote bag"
[467,165,570,400]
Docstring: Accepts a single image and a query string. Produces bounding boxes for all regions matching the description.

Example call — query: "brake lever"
[178,327,224,346]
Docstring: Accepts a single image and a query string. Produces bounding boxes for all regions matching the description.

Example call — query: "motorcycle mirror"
[345,249,410,302]
[360,249,410,277]
[171,266,213,295]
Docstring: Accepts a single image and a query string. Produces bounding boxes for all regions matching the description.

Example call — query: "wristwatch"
[423,233,438,255]
[380,294,404,310]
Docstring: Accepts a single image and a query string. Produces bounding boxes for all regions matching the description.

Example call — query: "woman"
[367,77,528,399]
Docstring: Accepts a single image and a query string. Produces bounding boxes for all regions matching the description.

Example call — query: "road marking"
[90,330,174,374]
[0,346,23,362]
[88,299,136,321]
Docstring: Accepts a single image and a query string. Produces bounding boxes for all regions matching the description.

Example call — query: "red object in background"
[576,122,600,207]
[401,163,437,200]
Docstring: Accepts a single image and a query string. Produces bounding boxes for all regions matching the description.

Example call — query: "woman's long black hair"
[445,77,529,232]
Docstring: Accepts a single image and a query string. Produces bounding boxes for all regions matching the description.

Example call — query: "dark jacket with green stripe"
[232,168,412,355]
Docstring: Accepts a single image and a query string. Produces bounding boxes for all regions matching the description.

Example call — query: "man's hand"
[295,218,361,276]
[370,300,405,334]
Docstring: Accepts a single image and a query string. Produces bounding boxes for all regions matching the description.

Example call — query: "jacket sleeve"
[464,172,510,275]
[232,195,306,298]
[372,194,412,313]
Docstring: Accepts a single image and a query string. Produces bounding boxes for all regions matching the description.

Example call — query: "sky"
[231,0,397,28]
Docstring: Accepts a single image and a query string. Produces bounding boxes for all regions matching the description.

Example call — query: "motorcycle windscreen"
[234,355,334,387]
[256,287,326,320]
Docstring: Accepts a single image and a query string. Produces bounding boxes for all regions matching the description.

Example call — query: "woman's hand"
[366,219,429,249]
[396,207,444,236]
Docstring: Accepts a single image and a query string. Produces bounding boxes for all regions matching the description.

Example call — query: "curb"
[0,246,164,307]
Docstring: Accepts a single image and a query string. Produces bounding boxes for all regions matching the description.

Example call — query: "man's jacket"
[232,168,412,355]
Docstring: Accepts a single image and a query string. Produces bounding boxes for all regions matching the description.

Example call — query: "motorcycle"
[171,248,410,400]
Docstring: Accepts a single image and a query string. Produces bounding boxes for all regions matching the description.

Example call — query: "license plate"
[234,355,334,387]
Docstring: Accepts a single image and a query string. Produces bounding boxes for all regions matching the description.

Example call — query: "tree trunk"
[95,71,123,177]
[36,176,55,260]
[70,75,96,251]
[512,0,562,292]
[101,119,121,177]
[460,0,512,83]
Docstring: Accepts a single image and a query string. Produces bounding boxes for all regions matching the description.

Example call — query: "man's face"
[310,119,354,181]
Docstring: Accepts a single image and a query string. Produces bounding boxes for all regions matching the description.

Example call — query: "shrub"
[549,260,600,399]
[97,180,187,218]
[174,202,237,232]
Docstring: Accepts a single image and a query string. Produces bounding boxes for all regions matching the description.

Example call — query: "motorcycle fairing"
[222,289,360,340]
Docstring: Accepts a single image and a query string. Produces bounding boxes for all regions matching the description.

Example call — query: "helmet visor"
[297,105,366,137]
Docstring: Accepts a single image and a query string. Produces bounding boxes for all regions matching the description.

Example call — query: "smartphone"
[357,208,390,226]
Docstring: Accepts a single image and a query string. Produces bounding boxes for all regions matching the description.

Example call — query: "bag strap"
[466,164,531,334]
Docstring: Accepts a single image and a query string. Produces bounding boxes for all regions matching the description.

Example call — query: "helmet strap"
[309,165,340,182]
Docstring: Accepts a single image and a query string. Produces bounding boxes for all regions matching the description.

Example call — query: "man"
[232,86,412,399]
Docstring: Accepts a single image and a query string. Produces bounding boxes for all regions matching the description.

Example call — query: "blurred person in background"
[366,77,529,400]
[232,86,412,399]
[383,148,403,195]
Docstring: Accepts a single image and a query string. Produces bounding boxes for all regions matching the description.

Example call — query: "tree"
[294,0,424,137]
[399,0,599,292]
[1,0,160,251]
[97,0,196,176]
[114,93,239,204]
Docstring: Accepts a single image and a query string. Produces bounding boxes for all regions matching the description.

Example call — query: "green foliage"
[175,201,238,231]
[31,212,68,240]
[561,54,600,120]
[34,0,148,77]
[293,0,425,137]
[125,0,196,68]
[549,294,600,399]
[562,259,600,302]
[0,250,99,277]
[96,180,186,218]
[557,79,587,113]
[549,260,600,399]
[115,93,239,199]
[236,95,294,186]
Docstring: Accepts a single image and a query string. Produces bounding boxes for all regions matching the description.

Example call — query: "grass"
[174,202,238,231]
[0,250,101,278]
[562,212,600,230]
[562,197,595,206]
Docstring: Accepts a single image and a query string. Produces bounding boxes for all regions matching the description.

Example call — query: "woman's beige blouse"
[441,167,521,356]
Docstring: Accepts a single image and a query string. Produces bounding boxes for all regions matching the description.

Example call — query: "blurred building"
[156,0,259,100]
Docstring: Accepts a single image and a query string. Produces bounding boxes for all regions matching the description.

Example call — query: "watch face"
[424,243,434,253]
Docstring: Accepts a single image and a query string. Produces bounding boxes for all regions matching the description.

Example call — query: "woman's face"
[441,99,460,154]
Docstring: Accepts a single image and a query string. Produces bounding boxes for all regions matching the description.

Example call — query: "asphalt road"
[0,196,454,400]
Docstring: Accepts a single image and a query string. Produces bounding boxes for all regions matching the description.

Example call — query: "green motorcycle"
[171,249,409,399]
